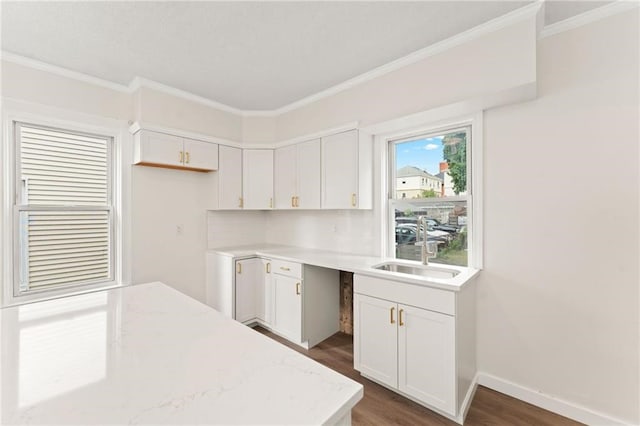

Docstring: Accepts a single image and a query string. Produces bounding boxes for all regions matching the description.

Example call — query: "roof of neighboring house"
[397,166,442,181]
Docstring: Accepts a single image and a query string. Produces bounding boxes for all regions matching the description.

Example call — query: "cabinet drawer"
[354,274,454,316]
[272,259,302,278]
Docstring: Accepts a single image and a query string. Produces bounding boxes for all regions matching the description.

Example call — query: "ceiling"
[1,1,614,111]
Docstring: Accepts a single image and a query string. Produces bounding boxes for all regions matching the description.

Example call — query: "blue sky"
[395,136,444,175]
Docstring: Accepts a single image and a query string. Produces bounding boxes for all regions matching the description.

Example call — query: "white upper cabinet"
[218,145,243,210]
[243,149,274,210]
[183,137,219,171]
[274,145,297,209]
[134,130,218,172]
[296,139,321,209]
[321,129,372,209]
[274,139,321,209]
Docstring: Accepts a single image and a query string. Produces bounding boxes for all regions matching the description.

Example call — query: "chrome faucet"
[417,216,437,265]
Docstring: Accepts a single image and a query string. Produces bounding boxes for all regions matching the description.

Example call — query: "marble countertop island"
[1,282,363,425]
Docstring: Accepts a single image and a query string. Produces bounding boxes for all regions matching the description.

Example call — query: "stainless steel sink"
[373,262,460,279]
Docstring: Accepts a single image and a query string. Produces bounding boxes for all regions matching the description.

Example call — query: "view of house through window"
[390,127,470,266]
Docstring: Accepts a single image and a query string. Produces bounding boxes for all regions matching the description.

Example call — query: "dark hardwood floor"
[255,327,583,426]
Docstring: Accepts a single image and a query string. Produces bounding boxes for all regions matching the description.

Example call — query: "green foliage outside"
[436,228,467,266]
[442,132,467,194]
[418,189,437,198]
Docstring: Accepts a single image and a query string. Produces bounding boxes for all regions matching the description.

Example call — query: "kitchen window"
[12,122,116,299]
[388,124,479,267]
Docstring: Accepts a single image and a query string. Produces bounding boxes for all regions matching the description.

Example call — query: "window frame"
[381,114,483,269]
[2,105,130,307]
[13,121,116,297]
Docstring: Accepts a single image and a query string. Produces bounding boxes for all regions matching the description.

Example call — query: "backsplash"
[207,209,380,256]
[207,210,268,248]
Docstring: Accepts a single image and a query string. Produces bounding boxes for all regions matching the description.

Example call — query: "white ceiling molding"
[540,0,638,39]
[128,77,245,116]
[1,51,130,93]
[260,1,544,118]
[2,1,632,118]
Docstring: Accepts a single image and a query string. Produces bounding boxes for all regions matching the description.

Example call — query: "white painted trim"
[470,112,483,270]
[128,77,245,116]
[540,0,639,39]
[263,1,543,117]
[1,51,131,93]
[128,121,242,148]
[477,372,632,426]
[458,373,479,424]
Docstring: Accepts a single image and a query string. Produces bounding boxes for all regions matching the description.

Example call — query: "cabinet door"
[243,149,274,210]
[136,130,183,167]
[353,294,398,388]
[272,274,302,343]
[398,304,456,415]
[218,145,243,209]
[322,130,358,209]
[235,258,262,323]
[274,145,297,209]
[183,138,218,171]
[258,258,273,325]
[296,138,321,209]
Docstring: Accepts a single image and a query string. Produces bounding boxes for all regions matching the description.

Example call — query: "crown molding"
[1,51,131,93]
[539,0,639,39]
[3,0,633,119]
[259,1,543,117]
[128,77,245,116]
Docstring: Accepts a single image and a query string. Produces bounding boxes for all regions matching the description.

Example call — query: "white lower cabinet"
[398,303,455,413]
[234,258,262,323]
[355,292,456,412]
[354,294,398,388]
[354,274,476,424]
[206,252,339,349]
[272,273,302,343]
[259,258,273,326]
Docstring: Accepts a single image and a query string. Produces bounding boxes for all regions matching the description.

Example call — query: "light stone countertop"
[1,282,363,425]
[209,244,479,291]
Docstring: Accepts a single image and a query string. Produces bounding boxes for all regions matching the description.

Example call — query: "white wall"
[1,61,131,120]
[131,166,216,301]
[478,10,639,423]
[265,210,379,256]
[207,210,267,249]
[274,14,536,140]
[135,87,242,141]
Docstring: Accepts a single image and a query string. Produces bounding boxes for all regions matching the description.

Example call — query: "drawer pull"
[390,307,395,324]
[266,263,271,273]
[296,282,301,295]
[280,266,290,271]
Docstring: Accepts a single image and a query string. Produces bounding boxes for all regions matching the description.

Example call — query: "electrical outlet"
[176,225,184,235]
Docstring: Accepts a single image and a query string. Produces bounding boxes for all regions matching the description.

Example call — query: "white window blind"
[16,122,113,294]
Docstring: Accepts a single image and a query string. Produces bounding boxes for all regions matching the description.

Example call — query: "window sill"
[2,281,126,308]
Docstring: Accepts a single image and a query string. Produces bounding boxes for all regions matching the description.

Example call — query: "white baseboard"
[477,372,632,426]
